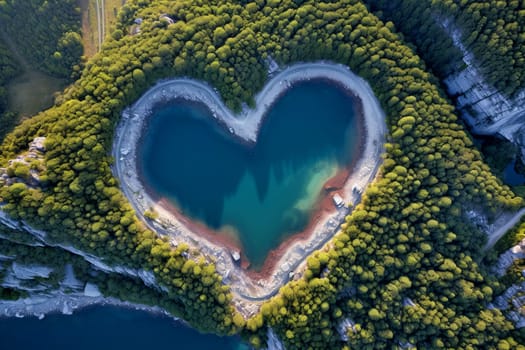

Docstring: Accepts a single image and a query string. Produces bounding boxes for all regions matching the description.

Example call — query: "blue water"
[504,159,525,186]
[0,306,247,349]
[139,79,359,267]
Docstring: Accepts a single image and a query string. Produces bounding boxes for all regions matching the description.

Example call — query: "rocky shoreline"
[0,289,170,321]
[112,61,387,314]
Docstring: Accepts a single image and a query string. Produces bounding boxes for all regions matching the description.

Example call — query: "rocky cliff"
[441,19,525,163]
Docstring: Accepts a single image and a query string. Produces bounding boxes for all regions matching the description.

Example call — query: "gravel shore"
[112,62,387,314]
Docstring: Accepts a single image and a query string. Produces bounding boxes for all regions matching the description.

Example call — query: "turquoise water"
[0,306,247,349]
[140,79,359,267]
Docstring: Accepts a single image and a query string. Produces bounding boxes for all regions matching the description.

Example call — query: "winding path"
[485,208,525,250]
[95,0,106,51]
[112,62,387,312]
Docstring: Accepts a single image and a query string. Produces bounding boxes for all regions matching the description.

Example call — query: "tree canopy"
[365,0,525,97]
[0,0,524,348]
[0,0,83,78]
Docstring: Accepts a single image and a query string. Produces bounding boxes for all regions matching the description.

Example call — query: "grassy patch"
[79,0,126,57]
[105,0,126,31]
[79,0,97,57]
[7,71,65,118]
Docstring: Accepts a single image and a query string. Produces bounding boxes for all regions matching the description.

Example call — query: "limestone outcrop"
[441,19,525,163]
[0,136,47,188]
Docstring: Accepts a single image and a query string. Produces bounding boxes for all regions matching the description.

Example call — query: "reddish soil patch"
[157,198,252,270]
[155,165,350,279]
[147,88,367,281]
[244,176,348,280]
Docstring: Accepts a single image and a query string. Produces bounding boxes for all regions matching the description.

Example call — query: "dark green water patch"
[504,159,525,186]
[8,70,65,117]
[139,79,360,267]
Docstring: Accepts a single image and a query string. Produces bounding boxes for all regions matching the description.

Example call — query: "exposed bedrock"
[0,211,162,293]
[440,18,525,163]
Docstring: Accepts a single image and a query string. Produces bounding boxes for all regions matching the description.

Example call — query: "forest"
[0,0,83,141]
[365,0,525,97]
[0,0,84,78]
[0,0,524,349]
[0,40,20,142]
[362,0,525,267]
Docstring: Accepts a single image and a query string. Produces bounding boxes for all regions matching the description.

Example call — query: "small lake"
[504,159,525,186]
[0,306,247,350]
[139,79,360,267]
[7,70,65,117]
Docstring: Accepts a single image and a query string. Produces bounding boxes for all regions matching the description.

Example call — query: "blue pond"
[504,159,525,186]
[0,306,247,350]
[139,79,360,267]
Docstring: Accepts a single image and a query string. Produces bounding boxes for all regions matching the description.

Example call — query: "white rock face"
[0,206,164,293]
[53,246,164,292]
[337,318,356,341]
[20,222,47,241]
[0,286,173,320]
[1,137,47,187]
[265,328,285,350]
[491,281,525,328]
[440,18,525,162]
[0,209,20,231]
[83,283,102,297]
[2,274,48,292]
[398,341,416,349]
[11,262,53,280]
[62,301,73,315]
[402,297,416,307]
[61,264,83,290]
[28,137,46,153]
[0,253,14,261]
[1,272,19,289]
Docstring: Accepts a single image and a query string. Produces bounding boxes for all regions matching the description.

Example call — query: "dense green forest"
[363,0,525,260]
[0,40,20,142]
[0,0,83,79]
[0,0,524,348]
[0,0,84,141]
[364,0,525,96]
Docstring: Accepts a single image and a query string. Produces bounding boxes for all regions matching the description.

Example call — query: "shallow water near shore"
[0,306,247,349]
[139,79,359,267]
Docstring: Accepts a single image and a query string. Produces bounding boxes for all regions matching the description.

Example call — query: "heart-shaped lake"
[138,79,360,268]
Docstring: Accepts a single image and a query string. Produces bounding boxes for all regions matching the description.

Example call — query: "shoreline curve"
[112,61,387,315]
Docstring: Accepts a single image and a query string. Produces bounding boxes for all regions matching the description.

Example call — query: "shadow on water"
[139,79,360,266]
[504,159,525,186]
[0,306,248,350]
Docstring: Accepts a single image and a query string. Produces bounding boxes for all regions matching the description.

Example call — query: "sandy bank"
[112,62,387,314]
